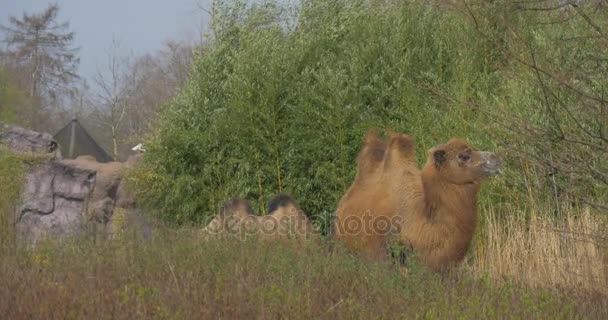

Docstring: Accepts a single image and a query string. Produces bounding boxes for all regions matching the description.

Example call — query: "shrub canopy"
[133,0,607,229]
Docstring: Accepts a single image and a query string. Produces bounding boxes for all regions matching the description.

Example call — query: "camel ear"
[433,149,447,166]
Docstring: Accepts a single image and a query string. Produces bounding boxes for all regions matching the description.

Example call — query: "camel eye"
[459,154,471,162]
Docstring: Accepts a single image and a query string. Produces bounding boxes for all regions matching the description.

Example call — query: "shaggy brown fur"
[333,130,417,261]
[334,130,502,271]
[204,195,318,241]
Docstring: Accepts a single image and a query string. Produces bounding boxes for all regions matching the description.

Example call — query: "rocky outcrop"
[16,161,96,242]
[1,123,148,243]
[0,123,61,158]
[61,156,124,224]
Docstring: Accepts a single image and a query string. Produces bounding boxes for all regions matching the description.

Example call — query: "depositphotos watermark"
[205,208,403,240]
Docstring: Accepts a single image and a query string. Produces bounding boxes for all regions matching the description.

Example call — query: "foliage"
[461,0,608,214]
[134,0,607,229]
[0,3,80,133]
[0,3,80,101]
[135,0,504,227]
[84,40,197,161]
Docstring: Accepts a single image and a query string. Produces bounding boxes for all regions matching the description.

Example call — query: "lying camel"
[204,194,318,241]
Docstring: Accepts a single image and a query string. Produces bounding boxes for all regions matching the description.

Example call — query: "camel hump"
[364,130,387,162]
[219,198,254,218]
[388,131,415,158]
[356,130,388,179]
[382,130,416,171]
[267,194,299,214]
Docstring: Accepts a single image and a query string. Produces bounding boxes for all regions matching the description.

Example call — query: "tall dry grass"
[2,227,605,319]
[1,204,608,318]
[470,205,608,295]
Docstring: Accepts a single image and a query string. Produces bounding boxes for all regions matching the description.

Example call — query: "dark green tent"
[54,118,113,163]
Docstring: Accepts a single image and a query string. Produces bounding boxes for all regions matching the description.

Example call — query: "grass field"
[0,206,607,319]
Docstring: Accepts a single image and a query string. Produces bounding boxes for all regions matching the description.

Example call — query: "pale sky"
[0,0,212,81]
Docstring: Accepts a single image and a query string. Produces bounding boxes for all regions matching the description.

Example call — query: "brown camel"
[334,130,502,271]
[204,194,318,241]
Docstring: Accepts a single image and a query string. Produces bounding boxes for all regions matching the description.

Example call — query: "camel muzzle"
[479,152,502,176]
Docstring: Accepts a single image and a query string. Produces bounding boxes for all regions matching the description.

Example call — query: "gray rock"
[20,164,56,215]
[0,122,61,158]
[16,161,96,243]
[61,157,123,201]
[2,123,150,244]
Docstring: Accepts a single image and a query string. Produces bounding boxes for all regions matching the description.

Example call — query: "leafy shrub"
[134,0,607,229]
[134,0,502,228]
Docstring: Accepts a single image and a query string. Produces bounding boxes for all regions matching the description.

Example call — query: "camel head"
[428,138,502,185]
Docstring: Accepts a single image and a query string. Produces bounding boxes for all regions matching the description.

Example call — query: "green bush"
[135,0,607,229]
[134,0,504,227]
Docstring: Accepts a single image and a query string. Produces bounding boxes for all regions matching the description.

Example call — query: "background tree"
[0,66,35,126]
[0,3,79,131]
[119,40,196,143]
[89,38,196,161]
[91,38,134,160]
[456,0,608,213]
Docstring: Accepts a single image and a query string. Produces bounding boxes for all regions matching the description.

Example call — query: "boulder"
[16,161,96,242]
[61,156,125,225]
[1,123,149,243]
[0,123,61,158]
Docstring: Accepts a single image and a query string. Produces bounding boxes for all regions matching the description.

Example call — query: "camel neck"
[420,166,479,224]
